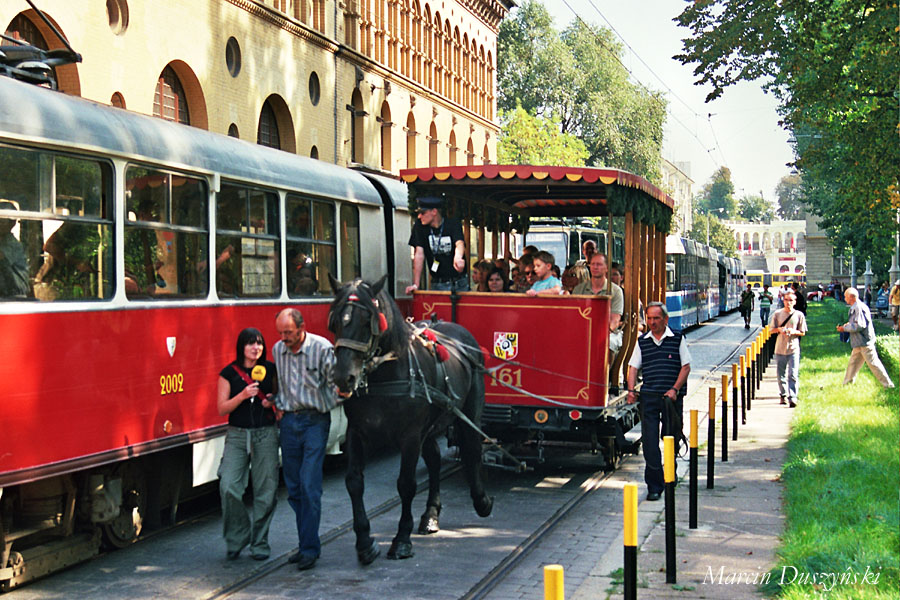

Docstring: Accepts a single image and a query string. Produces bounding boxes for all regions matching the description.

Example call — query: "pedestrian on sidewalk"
[890,280,900,331]
[626,302,691,502]
[739,284,754,329]
[759,284,773,327]
[769,291,807,407]
[837,288,895,389]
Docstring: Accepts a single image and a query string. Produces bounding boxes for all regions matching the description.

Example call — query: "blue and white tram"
[665,236,698,330]
[718,253,743,313]
[666,236,743,330]
[705,245,721,319]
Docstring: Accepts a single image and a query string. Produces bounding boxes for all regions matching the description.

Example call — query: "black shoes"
[788,399,796,408]
[646,491,662,501]
[251,553,269,561]
[289,553,317,570]
[780,396,786,405]
[226,550,241,560]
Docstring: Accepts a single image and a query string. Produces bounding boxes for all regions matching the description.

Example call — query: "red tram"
[0,76,411,589]
[402,166,673,467]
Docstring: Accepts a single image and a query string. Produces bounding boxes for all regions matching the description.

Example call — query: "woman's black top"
[219,360,277,428]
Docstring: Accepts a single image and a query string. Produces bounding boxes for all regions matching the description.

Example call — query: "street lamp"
[706,207,727,246]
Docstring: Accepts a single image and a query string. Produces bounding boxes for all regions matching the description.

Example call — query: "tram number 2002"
[160,373,185,395]
[490,367,522,388]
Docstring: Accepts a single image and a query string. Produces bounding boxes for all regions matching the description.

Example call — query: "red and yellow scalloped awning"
[400,165,674,217]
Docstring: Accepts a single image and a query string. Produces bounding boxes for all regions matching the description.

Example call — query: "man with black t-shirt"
[405,196,468,293]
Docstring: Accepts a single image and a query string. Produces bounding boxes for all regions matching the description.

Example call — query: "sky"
[536,0,795,205]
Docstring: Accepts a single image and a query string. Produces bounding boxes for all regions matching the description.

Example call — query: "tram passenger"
[273,308,339,570]
[571,253,623,354]
[0,200,30,298]
[625,302,691,501]
[609,262,623,287]
[581,239,597,265]
[560,263,588,294]
[486,266,509,292]
[472,259,492,292]
[216,328,279,561]
[791,281,807,315]
[526,251,562,296]
[405,196,468,294]
[512,255,535,293]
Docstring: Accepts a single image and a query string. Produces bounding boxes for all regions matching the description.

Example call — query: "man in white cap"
[405,196,468,293]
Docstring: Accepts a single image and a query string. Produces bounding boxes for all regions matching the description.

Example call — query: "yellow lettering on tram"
[160,373,186,395]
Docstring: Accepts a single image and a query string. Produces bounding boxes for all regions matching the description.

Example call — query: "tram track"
[202,463,463,600]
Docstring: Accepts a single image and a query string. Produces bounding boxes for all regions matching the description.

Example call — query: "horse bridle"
[333,292,396,385]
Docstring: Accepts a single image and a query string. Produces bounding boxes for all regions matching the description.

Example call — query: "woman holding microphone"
[217,328,279,560]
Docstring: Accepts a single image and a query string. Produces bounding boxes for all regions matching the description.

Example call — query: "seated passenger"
[577,239,597,267]
[610,262,623,287]
[472,259,492,292]
[526,250,562,296]
[486,266,509,292]
[0,201,30,299]
[561,263,589,294]
[572,252,624,353]
[513,255,535,293]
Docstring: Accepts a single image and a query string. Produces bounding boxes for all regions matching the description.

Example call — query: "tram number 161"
[490,367,522,388]
[160,373,185,395]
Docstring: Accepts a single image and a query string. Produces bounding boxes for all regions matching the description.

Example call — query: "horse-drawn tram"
[400,165,674,469]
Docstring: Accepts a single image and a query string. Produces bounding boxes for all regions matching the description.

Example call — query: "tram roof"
[400,165,674,218]
[0,77,382,206]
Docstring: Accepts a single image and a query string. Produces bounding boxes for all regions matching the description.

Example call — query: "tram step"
[0,529,100,592]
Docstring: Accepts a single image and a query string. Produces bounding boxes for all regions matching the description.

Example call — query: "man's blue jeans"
[279,410,330,560]
[640,393,683,495]
[431,275,470,292]
[775,352,800,401]
[760,307,770,327]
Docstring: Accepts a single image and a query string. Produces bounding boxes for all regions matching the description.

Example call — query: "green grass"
[763,300,899,599]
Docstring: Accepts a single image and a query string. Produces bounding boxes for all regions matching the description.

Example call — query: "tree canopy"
[497,106,588,166]
[695,166,737,218]
[688,214,737,258]
[498,1,666,181]
[675,0,899,276]
[774,174,806,220]
[737,194,776,223]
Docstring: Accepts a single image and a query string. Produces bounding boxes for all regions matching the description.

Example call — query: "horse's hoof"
[386,540,414,560]
[474,494,494,518]
[417,515,440,535]
[357,540,380,565]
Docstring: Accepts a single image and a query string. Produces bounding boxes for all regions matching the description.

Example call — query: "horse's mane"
[329,277,409,356]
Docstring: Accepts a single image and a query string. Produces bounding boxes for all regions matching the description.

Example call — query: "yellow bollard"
[689,409,698,529]
[663,435,676,583]
[544,564,564,600]
[623,483,638,600]
[707,386,716,489]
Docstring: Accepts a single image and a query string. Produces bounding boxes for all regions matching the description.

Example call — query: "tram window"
[216,183,280,298]
[286,194,337,296]
[0,145,113,302]
[125,166,208,299]
[339,204,361,280]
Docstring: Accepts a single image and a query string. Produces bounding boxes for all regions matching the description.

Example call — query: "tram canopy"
[400,165,674,230]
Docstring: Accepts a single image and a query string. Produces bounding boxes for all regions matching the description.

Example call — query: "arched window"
[111,92,126,109]
[462,34,470,109]
[466,137,474,167]
[763,232,771,251]
[256,95,296,152]
[380,101,392,171]
[448,130,457,167]
[433,13,442,95]
[400,0,409,76]
[412,0,422,82]
[406,112,416,169]
[428,121,438,167]
[482,142,490,165]
[350,88,365,164]
[478,45,486,116]
[751,232,760,251]
[423,5,432,88]
[486,50,494,119]
[743,232,750,251]
[774,231,782,251]
[154,66,190,125]
[443,21,452,96]
[257,101,280,149]
[796,232,806,252]
[453,28,461,102]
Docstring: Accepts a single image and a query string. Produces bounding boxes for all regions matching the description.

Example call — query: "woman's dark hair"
[234,327,267,365]
[486,266,509,292]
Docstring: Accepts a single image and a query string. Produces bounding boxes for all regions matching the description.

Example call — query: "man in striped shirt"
[273,308,338,570]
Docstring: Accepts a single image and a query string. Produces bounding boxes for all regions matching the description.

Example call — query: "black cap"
[417,196,443,209]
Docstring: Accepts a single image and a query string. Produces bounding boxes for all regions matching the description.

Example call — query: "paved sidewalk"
[574,352,790,599]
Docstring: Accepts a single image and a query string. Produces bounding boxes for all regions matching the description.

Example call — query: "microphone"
[250,365,266,402]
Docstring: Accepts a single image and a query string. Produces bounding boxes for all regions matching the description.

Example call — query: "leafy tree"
[498,1,666,182]
[675,0,898,277]
[737,194,775,223]
[775,174,806,220]
[695,167,737,218]
[688,214,737,258]
[497,106,588,166]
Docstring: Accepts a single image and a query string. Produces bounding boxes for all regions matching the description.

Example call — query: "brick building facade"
[2,0,510,174]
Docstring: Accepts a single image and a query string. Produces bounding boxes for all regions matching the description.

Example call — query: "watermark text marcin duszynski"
[703,565,881,591]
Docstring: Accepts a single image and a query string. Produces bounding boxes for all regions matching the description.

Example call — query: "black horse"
[327,275,493,563]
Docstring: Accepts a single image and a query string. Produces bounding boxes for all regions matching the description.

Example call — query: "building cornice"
[227,0,339,52]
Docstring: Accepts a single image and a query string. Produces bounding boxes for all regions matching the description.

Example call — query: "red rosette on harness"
[422,329,437,342]
[378,312,388,332]
[435,343,450,362]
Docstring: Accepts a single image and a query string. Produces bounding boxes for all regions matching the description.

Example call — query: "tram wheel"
[102,462,147,548]
[602,439,621,472]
